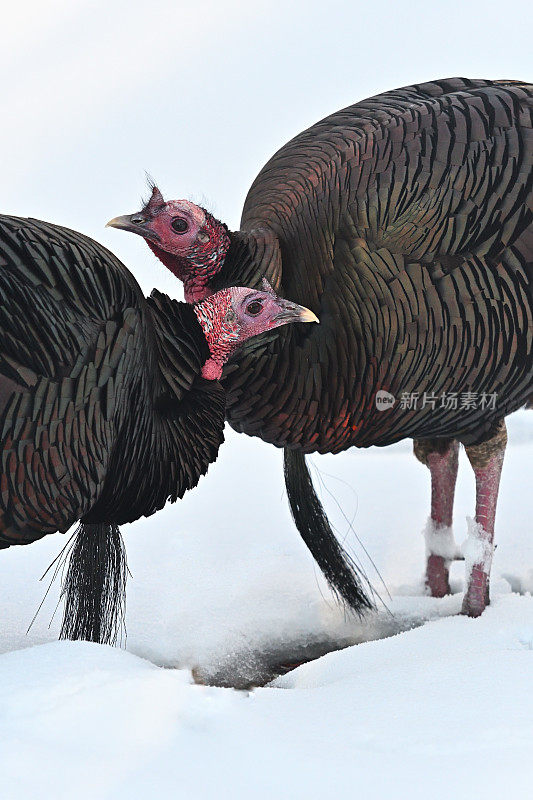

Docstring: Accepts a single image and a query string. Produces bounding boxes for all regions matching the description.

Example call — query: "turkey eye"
[246,300,263,316]
[171,217,188,233]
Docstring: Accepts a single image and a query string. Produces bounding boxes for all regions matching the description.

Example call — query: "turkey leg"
[462,421,507,617]
[414,438,460,597]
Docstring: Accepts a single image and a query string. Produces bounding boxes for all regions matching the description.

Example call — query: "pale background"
[1,5,533,796]
[0,0,533,800]
[3,0,531,278]
[1,0,531,631]
[1,0,532,640]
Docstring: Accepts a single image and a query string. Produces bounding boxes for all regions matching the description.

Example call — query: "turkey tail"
[59,522,128,645]
[283,449,375,614]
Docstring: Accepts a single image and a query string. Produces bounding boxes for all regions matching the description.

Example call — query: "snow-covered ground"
[2,412,533,799]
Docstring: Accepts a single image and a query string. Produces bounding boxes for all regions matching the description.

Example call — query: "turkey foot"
[426,554,451,598]
[414,439,459,597]
[461,421,507,617]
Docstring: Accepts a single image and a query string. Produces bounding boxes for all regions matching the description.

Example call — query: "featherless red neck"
[194,289,240,379]
[193,285,318,380]
[146,209,230,302]
[107,186,231,303]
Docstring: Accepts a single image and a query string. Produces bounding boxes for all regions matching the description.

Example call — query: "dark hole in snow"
[188,610,433,690]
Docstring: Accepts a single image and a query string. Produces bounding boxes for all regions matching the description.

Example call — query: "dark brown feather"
[0,216,225,548]
[215,78,533,452]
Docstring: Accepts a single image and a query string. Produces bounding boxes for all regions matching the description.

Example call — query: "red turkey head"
[195,285,319,380]
[107,185,230,302]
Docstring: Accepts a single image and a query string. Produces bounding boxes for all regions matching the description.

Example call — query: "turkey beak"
[273,299,319,324]
[106,213,161,243]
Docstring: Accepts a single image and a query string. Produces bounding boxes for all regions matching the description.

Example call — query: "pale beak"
[106,213,161,243]
[273,298,319,325]
[297,307,320,323]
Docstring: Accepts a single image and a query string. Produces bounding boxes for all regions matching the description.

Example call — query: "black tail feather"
[283,448,375,614]
[59,522,128,645]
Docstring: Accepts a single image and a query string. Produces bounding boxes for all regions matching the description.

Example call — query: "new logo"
[375,390,395,411]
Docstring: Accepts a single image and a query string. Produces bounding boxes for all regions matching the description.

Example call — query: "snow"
[462,517,494,579]
[2,411,533,798]
[424,518,461,560]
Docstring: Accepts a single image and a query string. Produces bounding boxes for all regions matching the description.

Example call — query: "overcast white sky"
[1,0,531,545]
[2,0,531,297]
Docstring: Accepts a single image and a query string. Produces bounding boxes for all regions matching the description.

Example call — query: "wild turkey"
[0,214,316,643]
[109,77,533,617]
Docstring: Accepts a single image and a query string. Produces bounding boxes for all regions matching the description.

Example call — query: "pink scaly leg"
[414,439,459,597]
[462,421,507,617]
